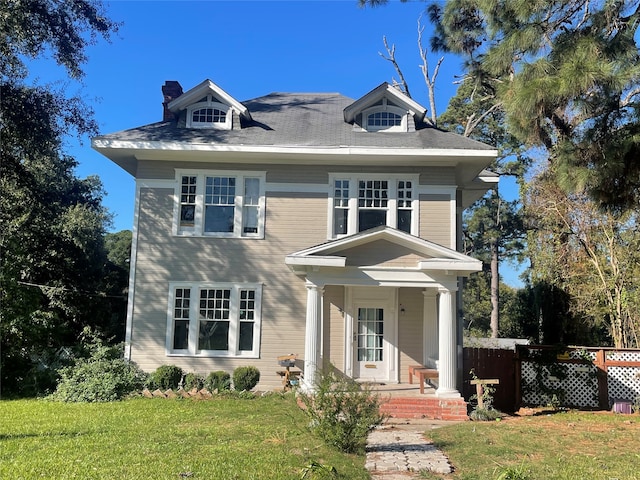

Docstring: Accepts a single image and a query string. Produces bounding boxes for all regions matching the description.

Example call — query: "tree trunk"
[490,237,500,338]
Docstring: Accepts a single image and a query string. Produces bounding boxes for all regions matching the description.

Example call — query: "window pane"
[205,205,235,232]
[358,210,386,232]
[180,176,197,227]
[173,320,189,350]
[334,208,348,235]
[398,210,411,233]
[243,205,258,234]
[199,320,229,350]
[239,322,254,351]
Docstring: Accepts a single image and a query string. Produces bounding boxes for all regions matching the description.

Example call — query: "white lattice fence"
[606,350,640,405]
[519,347,640,409]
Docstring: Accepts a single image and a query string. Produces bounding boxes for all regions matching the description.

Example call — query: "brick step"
[380,397,468,420]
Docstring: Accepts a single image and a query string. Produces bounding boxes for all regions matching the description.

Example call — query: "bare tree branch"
[378,36,411,98]
[417,13,443,125]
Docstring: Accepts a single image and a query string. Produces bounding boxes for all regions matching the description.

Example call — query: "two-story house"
[93,79,497,401]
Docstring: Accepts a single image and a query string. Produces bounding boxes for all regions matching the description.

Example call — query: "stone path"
[365,420,454,479]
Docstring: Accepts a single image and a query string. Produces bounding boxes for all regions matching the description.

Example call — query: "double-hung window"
[329,174,418,237]
[168,282,262,357]
[175,170,265,238]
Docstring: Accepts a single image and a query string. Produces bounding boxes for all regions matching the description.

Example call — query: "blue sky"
[30,0,524,285]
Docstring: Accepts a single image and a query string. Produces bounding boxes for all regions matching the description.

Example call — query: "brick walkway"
[365,419,456,478]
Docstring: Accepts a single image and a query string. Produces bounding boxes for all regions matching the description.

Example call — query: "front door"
[355,306,385,380]
[349,287,397,382]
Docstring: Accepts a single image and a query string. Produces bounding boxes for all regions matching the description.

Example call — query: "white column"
[302,282,323,392]
[437,287,460,397]
[422,289,438,368]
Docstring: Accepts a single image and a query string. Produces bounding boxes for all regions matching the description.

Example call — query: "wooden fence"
[463,347,517,412]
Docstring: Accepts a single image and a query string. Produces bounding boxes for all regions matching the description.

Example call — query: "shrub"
[147,365,183,391]
[205,371,231,392]
[298,366,387,454]
[183,372,205,390]
[233,366,260,391]
[51,342,147,402]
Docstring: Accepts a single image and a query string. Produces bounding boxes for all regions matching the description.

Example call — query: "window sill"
[166,352,259,359]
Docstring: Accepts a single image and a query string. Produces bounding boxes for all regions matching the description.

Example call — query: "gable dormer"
[343,82,428,133]
[166,79,252,130]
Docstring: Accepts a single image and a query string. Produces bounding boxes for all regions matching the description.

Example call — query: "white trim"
[92,139,498,159]
[173,169,266,238]
[285,255,346,268]
[123,182,143,361]
[167,79,251,121]
[166,281,263,358]
[343,82,427,123]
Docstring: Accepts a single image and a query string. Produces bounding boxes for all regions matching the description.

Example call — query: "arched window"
[191,107,226,125]
[187,97,231,129]
[367,111,402,129]
[362,101,406,132]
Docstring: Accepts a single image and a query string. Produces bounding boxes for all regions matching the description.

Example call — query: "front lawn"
[424,410,640,480]
[0,394,368,480]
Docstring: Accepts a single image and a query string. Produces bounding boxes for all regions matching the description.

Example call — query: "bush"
[298,366,387,454]
[233,366,260,391]
[183,372,205,390]
[147,365,183,391]
[51,342,147,402]
[205,371,231,392]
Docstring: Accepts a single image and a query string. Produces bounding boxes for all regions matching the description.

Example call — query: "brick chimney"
[162,81,183,121]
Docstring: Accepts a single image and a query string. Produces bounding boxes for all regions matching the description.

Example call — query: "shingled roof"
[95,91,494,151]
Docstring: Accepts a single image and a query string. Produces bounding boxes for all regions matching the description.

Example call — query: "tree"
[371,5,530,338]
[524,172,640,348]
[429,0,640,212]
[0,1,119,396]
[440,78,528,338]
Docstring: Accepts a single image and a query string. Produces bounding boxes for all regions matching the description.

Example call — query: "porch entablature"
[285,226,482,284]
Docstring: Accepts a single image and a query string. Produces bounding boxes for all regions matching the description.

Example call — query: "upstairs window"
[186,96,231,129]
[329,174,418,237]
[175,170,265,238]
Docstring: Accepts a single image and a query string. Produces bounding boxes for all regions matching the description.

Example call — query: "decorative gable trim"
[343,82,428,127]
[285,226,482,276]
[168,79,252,122]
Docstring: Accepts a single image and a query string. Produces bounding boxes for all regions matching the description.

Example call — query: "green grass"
[0,394,368,480]
[422,410,640,480]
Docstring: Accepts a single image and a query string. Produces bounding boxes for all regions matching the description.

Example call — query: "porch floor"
[366,383,469,421]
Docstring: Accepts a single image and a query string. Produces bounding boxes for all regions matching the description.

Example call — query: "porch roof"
[285,227,482,284]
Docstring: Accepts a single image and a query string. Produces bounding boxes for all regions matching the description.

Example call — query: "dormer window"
[362,99,407,132]
[186,95,231,129]
[367,111,402,129]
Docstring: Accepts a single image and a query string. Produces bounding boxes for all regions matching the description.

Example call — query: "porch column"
[302,282,323,392]
[422,290,438,368]
[437,287,460,397]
